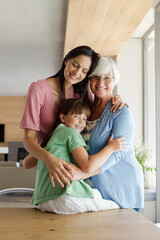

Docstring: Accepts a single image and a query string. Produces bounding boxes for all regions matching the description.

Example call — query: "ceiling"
[64,0,156,58]
[131,8,154,38]
[0,0,158,96]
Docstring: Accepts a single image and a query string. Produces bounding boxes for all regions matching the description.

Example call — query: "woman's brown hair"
[48,45,100,102]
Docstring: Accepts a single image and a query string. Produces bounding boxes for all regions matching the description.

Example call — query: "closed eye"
[83,69,88,75]
[72,62,79,68]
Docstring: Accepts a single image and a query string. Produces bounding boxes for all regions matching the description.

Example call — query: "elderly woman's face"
[90,72,114,98]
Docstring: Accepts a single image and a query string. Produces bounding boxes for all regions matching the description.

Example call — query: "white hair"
[89,57,120,87]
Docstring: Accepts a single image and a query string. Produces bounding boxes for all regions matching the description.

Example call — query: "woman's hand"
[67,162,101,180]
[108,134,127,152]
[67,162,86,181]
[111,95,129,112]
[24,129,74,188]
[45,155,74,188]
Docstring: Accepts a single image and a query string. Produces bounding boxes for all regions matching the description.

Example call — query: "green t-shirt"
[31,125,94,205]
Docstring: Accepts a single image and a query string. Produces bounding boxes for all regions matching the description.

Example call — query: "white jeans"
[38,189,119,215]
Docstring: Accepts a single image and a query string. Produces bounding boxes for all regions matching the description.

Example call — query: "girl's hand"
[111,95,129,112]
[108,134,127,152]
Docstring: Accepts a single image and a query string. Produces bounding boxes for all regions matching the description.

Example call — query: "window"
[143,29,156,189]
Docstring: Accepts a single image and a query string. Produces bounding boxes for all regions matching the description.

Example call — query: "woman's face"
[90,73,114,99]
[64,55,92,86]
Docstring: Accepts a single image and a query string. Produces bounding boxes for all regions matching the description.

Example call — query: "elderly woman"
[73,57,144,212]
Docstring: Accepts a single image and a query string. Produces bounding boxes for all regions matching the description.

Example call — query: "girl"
[25,99,126,214]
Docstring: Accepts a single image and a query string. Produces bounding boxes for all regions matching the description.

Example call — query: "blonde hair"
[89,57,120,87]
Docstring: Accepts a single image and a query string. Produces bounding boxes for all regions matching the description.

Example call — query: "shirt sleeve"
[68,128,86,153]
[20,81,44,131]
[100,106,135,172]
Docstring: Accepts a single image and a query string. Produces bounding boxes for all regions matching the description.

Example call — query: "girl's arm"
[72,134,126,174]
[24,129,74,188]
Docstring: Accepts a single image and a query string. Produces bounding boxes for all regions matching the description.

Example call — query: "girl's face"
[64,55,92,86]
[90,72,114,99]
[60,111,87,133]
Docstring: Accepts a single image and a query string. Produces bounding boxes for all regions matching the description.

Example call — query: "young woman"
[24,99,126,214]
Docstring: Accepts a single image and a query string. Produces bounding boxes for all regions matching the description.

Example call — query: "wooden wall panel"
[0,97,26,142]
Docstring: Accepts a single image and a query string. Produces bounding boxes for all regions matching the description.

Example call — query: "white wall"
[0,0,68,96]
[117,38,143,146]
[117,38,156,189]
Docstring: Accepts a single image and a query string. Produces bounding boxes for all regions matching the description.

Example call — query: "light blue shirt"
[89,100,144,208]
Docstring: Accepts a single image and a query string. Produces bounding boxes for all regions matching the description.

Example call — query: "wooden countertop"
[0,208,160,240]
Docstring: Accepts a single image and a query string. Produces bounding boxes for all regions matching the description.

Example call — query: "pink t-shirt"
[20,79,75,143]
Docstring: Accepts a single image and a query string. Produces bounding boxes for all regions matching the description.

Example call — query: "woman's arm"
[72,135,126,174]
[21,81,74,188]
[67,162,101,181]
[24,129,74,188]
[23,154,37,169]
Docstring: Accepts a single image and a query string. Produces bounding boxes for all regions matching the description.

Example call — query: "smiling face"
[64,55,92,86]
[90,73,114,99]
[60,111,87,133]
